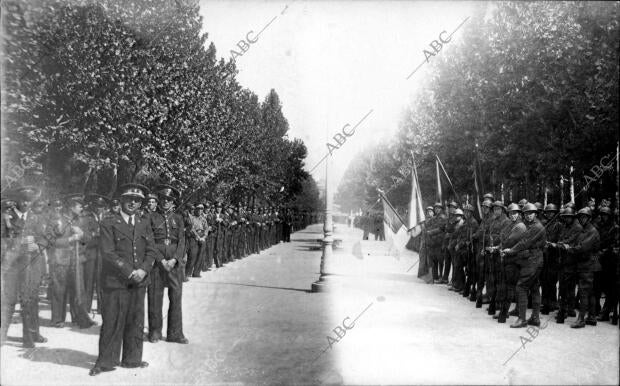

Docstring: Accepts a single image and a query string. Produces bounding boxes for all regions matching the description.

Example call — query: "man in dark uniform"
[457,204,479,298]
[596,206,619,321]
[484,201,511,316]
[492,203,526,323]
[213,202,226,266]
[203,202,216,270]
[540,203,563,314]
[146,184,188,344]
[185,203,207,278]
[109,198,121,215]
[426,203,447,283]
[473,199,493,307]
[83,194,109,314]
[90,183,156,376]
[47,194,97,329]
[502,203,546,328]
[559,207,600,328]
[0,187,48,348]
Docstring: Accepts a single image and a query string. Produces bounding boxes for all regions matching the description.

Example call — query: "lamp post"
[311,154,334,292]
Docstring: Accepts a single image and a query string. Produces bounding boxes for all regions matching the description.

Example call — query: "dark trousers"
[83,254,97,313]
[516,258,542,320]
[185,238,205,277]
[96,286,146,368]
[50,264,91,327]
[465,247,476,293]
[1,269,42,347]
[485,251,497,300]
[452,250,465,290]
[475,250,485,297]
[559,265,578,314]
[204,235,215,270]
[541,252,559,308]
[147,262,184,339]
[442,248,452,282]
[214,233,224,266]
[562,268,594,316]
[430,246,442,281]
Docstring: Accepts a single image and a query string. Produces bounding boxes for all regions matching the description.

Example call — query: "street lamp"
[311,154,334,292]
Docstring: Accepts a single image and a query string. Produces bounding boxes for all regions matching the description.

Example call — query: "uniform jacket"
[557,221,583,266]
[510,218,546,263]
[148,210,185,262]
[567,222,600,272]
[99,212,157,289]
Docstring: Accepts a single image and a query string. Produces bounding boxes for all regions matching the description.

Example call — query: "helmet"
[462,203,474,212]
[563,202,575,209]
[560,207,575,217]
[492,200,506,210]
[454,209,464,216]
[534,202,543,211]
[577,207,592,217]
[433,202,443,208]
[507,203,521,212]
[448,201,458,208]
[544,203,558,212]
[483,193,494,201]
[522,203,538,213]
[482,200,493,208]
[518,199,529,207]
[426,206,434,211]
[598,206,611,215]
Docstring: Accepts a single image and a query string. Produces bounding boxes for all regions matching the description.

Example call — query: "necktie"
[129,216,134,227]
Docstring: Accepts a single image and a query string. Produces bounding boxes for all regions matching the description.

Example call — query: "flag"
[436,158,442,203]
[409,151,425,229]
[380,192,410,259]
[473,157,482,219]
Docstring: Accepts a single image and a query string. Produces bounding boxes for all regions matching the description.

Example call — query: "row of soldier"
[419,194,619,328]
[0,184,317,376]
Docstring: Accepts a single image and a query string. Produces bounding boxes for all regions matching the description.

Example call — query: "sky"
[199,0,476,189]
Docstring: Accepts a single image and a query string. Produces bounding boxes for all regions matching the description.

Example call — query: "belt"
[155,239,176,246]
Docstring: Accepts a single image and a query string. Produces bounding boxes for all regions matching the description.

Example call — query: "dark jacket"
[148,210,185,262]
[99,212,157,290]
[567,222,600,272]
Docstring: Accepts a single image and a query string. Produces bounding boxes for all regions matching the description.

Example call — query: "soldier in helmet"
[426,203,447,283]
[416,206,436,281]
[457,204,479,299]
[596,206,619,322]
[553,207,582,323]
[483,193,495,202]
[473,199,494,307]
[449,208,466,293]
[485,201,511,316]
[502,203,546,328]
[517,199,529,210]
[493,203,526,323]
[540,203,563,314]
[556,207,600,328]
[443,201,459,287]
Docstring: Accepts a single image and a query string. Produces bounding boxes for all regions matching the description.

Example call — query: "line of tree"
[1,0,319,211]
[336,1,619,213]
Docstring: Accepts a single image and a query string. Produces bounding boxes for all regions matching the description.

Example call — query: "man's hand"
[132,269,147,282]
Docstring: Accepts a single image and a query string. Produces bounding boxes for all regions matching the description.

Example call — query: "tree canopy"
[2,0,318,210]
[336,1,619,212]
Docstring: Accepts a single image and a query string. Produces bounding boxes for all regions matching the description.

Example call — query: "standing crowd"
[418,193,619,329]
[0,183,318,375]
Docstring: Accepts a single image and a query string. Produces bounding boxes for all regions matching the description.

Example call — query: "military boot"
[487,301,496,316]
[497,303,508,323]
[469,290,477,302]
[570,313,586,328]
[596,309,610,322]
[510,318,527,328]
[585,315,597,326]
[556,310,566,324]
[475,295,483,308]
[508,306,518,317]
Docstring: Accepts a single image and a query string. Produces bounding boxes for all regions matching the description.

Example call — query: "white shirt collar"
[120,210,134,225]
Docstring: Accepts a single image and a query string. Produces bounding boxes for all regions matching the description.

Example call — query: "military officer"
[146,184,188,344]
[213,202,226,266]
[484,201,511,316]
[0,187,48,348]
[203,202,216,270]
[90,183,157,376]
[596,206,619,321]
[457,204,479,298]
[553,207,582,323]
[473,199,493,307]
[427,203,447,283]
